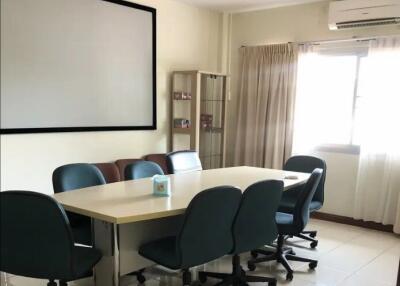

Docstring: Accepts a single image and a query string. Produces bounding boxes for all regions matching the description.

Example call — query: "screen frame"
[0,0,157,134]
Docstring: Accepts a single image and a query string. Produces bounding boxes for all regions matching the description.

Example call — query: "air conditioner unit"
[328,0,400,30]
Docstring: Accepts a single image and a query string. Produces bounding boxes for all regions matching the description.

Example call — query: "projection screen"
[0,0,156,133]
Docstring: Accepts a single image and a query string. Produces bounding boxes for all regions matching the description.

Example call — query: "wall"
[226,1,400,217]
[0,0,223,195]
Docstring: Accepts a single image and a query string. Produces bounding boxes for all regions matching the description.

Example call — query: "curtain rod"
[241,34,400,48]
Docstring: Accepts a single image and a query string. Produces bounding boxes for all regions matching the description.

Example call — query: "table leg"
[92,219,120,286]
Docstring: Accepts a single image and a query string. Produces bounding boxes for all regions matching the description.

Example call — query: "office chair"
[53,163,146,282]
[198,180,283,286]
[0,191,102,286]
[124,161,165,281]
[115,159,143,179]
[94,163,121,183]
[139,186,242,285]
[280,155,326,248]
[52,163,106,246]
[125,161,164,180]
[166,150,202,174]
[144,153,169,174]
[248,169,323,281]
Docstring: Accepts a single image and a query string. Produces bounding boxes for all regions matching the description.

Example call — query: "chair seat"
[279,190,322,213]
[276,212,294,225]
[69,246,102,280]
[71,221,92,246]
[139,236,180,270]
[276,212,299,236]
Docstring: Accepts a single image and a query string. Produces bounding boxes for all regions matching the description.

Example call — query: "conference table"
[53,166,309,286]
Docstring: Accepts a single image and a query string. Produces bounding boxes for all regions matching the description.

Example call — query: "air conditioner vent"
[336,18,400,29]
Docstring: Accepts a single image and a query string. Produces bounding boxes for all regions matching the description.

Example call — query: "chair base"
[199,254,277,286]
[127,268,146,283]
[182,269,192,286]
[287,230,318,248]
[248,235,318,281]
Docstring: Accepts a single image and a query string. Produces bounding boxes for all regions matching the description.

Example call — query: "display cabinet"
[171,71,227,169]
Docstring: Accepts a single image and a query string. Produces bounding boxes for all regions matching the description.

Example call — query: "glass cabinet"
[171,71,227,169]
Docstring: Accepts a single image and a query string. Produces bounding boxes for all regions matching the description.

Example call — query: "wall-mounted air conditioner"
[328,0,400,30]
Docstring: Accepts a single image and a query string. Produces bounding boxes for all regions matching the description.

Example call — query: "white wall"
[0,0,223,195]
[226,1,400,217]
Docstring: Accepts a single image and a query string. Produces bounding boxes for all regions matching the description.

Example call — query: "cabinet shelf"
[172,128,192,134]
[201,99,225,102]
[200,127,223,133]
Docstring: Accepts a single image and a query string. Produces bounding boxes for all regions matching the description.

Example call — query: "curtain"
[353,36,400,234]
[233,44,298,169]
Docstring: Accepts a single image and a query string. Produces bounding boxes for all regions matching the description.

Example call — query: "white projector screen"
[0,0,156,134]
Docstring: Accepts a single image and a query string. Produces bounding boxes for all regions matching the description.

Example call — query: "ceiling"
[176,0,328,12]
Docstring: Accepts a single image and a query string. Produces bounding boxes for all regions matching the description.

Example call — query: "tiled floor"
[2,219,399,286]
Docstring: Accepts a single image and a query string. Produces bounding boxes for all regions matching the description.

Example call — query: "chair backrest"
[115,159,143,180]
[232,180,283,254]
[176,186,241,268]
[283,155,326,204]
[52,163,106,228]
[52,163,106,193]
[144,153,169,174]
[293,169,323,232]
[125,161,164,180]
[166,150,202,174]
[94,163,121,183]
[0,191,74,279]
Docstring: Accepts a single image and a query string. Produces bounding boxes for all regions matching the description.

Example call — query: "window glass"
[293,52,358,151]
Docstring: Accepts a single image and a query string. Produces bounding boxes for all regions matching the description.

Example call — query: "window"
[293,43,368,153]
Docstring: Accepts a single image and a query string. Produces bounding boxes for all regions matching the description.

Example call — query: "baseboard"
[311,212,394,233]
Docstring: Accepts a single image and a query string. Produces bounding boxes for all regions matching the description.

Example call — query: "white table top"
[53,166,309,224]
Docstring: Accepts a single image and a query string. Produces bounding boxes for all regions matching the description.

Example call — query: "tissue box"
[152,175,171,197]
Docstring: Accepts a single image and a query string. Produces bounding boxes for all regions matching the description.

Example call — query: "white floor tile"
[339,273,393,286]
[295,265,349,286]
[353,242,400,285]
[4,219,399,286]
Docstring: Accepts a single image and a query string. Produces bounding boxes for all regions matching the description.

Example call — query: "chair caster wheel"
[247,261,256,271]
[137,274,146,284]
[198,273,207,283]
[250,250,258,258]
[59,281,67,286]
[310,233,317,238]
[310,241,318,248]
[47,281,57,286]
[309,261,318,270]
[286,272,293,281]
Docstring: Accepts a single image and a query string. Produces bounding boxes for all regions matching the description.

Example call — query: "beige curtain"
[234,44,298,169]
[353,36,400,234]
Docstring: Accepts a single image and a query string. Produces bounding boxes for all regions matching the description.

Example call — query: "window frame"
[307,45,368,154]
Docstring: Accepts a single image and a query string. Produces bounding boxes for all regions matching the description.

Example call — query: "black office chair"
[123,160,165,283]
[52,163,106,246]
[0,191,102,286]
[199,180,283,286]
[53,163,146,283]
[166,150,202,174]
[248,169,323,281]
[125,161,164,180]
[139,186,242,285]
[279,155,327,248]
